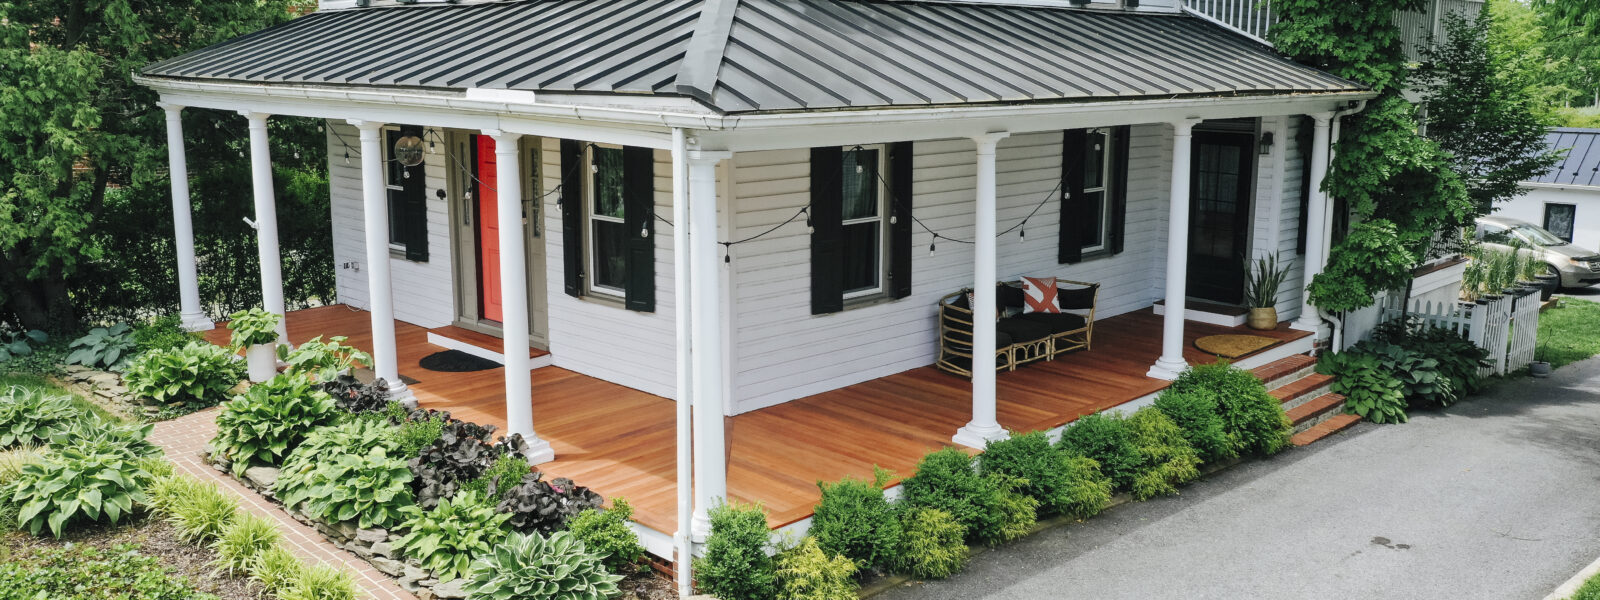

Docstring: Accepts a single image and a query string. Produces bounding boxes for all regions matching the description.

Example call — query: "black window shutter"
[1108,125,1131,256]
[560,139,584,298]
[810,147,845,315]
[888,142,914,299]
[398,125,429,262]
[1059,129,1086,264]
[1295,116,1314,255]
[622,146,656,313]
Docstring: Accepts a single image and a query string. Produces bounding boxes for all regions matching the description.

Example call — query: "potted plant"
[228,307,282,382]
[1242,254,1289,330]
[1460,253,1484,304]
[1530,341,1553,378]
[1518,250,1560,301]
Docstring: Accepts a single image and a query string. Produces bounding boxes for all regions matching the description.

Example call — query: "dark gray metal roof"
[1531,128,1600,187]
[141,0,1365,115]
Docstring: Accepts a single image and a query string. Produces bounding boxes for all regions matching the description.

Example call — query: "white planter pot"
[246,344,278,382]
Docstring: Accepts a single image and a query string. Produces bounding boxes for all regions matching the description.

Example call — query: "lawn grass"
[1572,570,1600,600]
[1536,298,1600,369]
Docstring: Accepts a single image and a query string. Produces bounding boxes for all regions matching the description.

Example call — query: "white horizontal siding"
[1245,116,1308,320]
[327,122,455,328]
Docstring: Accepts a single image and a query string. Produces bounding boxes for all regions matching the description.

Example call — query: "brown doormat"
[1194,334,1281,359]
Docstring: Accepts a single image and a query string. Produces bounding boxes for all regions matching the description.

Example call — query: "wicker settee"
[935,279,1099,378]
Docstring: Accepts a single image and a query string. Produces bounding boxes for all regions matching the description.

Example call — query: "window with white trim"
[1078,129,1113,252]
[586,144,628,297]
[842,145,889,298]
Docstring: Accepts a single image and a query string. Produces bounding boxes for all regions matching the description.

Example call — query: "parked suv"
[1475,216,1600,289]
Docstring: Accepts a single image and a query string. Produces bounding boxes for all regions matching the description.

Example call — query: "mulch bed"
[618,564,678,600]
[2,514,257,600]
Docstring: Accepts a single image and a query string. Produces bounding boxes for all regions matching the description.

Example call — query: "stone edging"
[54,365,151,420]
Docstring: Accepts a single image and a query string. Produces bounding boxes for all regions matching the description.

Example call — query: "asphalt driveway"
[879,357,1600,600]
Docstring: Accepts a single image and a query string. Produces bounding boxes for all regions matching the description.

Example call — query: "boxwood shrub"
[1167,362,1292,455]
[695,502,777,600]
[893,506,967,580]
[1124,407,1202,500]
[1152,386,1237,464]
[1056,412,1143,490]
[567,497,646,572]
[810,468,901,571]
[898,447,1037,546]
[978,430,1111,520]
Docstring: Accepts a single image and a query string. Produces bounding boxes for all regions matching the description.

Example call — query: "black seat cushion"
[1016,312,1088,334]
[998,283,1026,314]
[995,317,1052,344]
[1057,284,1098,311]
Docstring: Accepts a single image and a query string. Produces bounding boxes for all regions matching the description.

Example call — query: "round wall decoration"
[393,135,425,167]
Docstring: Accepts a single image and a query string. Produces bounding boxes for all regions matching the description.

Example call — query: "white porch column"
[1292,113,1335,333]
[488,130,555,464]
[243,112,289,345]
[688,149,731,540]
[349,121,411,402]
[953,132,1010,449]
[160,103,212,332]
[1148,119,1202,381]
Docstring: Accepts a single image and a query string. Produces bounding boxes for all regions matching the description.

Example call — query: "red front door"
[475,135,503,323]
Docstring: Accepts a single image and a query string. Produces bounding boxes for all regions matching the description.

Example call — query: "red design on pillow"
[1022,276,1060,314]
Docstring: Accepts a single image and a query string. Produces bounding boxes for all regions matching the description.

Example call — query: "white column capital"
[971,131,1010,153]
[1310,112,1335,127]
[1171,117,1202,136]
[348,119,385,133]
[240,111,271,127]
[687,149,732,164]
[486,129,522,146]
[157,102,183,114]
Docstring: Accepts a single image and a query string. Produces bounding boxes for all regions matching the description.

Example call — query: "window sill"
[582,290,628,309]
[388,248,427,263]
[841,292,900,312]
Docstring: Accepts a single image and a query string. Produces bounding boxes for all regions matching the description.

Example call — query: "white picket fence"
[1380,288,1541,377]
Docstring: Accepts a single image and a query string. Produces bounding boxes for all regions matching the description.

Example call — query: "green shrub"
[393,413,444,458]
[461,453,533,499]
[810,467,901,571]
[281,562,359,600]
[66,323,139,370]
[212,513,282,575]
[0,329,48,365]
[6,445,150,538]
[123,341,244,409]
[695,502,777,600]
[168,479,239,544]
[567,497,645,572]
[282,335,371,382]
[1169,363,1293,454]
[0,386,80,449]
[275,445,414,530]
[1056,412,1142,490]
[1153,386,1237,464]
[898,447,1037,546]
[212,374,337,475]
[774,537,858,600]
[249,544,305,597]
[0,543,219,600]
[227,308,282,349]
[1125,408,1202,500]
[893,506,967,579]
[1319,349,1408,424]
[134,315,198,354]
[53,414,159,461]
[394,489,510,583]
[462,531,623,600]
[978,431,1111,520]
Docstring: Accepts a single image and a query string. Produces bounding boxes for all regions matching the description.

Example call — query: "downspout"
[1316,99,1369,352]
[670,127,694,597]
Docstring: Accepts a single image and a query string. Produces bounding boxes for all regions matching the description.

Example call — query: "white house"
[137,0,1485,570]
[1496,128,1600,251]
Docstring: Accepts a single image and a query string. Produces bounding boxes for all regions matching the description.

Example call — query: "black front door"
[1186,131,1255,305]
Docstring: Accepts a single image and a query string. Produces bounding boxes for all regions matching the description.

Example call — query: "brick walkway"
[149,408,414,600]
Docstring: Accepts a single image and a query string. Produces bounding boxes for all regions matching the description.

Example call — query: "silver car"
[1475,216,1600,289]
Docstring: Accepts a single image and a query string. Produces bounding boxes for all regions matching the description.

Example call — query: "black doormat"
[418,349,501,373]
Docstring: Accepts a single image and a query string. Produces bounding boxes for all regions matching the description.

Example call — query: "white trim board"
[1152,303,1249,327]
[424,331,554,370]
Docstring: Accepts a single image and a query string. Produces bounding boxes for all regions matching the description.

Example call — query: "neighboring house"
[137,0,1472,562]
[1496,128,1600,254]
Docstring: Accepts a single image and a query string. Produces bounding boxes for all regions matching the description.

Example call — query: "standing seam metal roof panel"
[140,0,1366,115]
[1530,128,1600,187]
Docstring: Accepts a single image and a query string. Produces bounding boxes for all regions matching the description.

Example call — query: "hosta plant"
[213,374,338,475]
[287,418,399,467]
[497,471,604,534]
[393,489,511,583]
[227,307,282,349]
[1319,349,1408,424]
[462,530,623,600]
[283,336,371,382]
[275,445,414,529]
[52,414,159,460]
[0,328,47,364]
[66,323,138,370]
[6,446,150,538]
[123,341,244,408]
[0,386,80,449]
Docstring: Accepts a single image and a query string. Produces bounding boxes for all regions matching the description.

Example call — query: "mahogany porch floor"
[205,305,1307,533]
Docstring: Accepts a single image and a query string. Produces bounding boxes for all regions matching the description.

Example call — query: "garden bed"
[2,515,257,600]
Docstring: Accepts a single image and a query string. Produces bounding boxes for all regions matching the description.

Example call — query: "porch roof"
[141,0,1364,115]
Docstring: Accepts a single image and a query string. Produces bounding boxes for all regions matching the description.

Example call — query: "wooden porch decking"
[206,305,1308,534]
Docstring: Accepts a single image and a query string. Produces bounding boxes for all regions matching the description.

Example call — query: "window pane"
[1545,204,1577,242]
[592,147,625,220]
[386,131,403,187]
[843,148,879,220]
[388,193,405,246]
[1080,190,1105,248]
[842,222,880,294]
[1084,131,1106,190]
[593,220,627,291]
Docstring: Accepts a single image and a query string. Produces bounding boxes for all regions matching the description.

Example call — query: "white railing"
[1380,287,1540,377]
[1183,0,1484,58]
[1183,0,1273,43]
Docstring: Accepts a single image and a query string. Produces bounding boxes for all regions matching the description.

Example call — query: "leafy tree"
[0,1,327,331]
[1417,8,1562,215]
[1486,0,1578,114]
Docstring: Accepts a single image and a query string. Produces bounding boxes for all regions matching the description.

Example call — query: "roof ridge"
[674,0,740,110]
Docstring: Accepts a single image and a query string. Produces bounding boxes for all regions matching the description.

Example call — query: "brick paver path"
[150,408,414,600]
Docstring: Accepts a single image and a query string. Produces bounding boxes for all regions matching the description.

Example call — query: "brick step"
[1251,354,1319,391]
[1271,373,1334,412]
[1286,393,1347,433]
[1290,414,1362,447]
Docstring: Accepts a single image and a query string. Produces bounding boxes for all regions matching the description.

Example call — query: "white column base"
[180,313,214,332]
[952,422,1008,449]
[1290,316,1323,333]
[691,514,712,543]
[1146,357,1189,381]
[387,382,415,409]
[522,435,555,466]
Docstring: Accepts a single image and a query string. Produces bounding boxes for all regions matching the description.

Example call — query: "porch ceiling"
[141,0,1364,116]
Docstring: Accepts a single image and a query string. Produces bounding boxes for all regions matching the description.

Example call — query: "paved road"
[879,358,1600,600]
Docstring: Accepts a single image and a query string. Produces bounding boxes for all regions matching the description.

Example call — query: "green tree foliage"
[1269,0,1422,95]
[0,1,329,330]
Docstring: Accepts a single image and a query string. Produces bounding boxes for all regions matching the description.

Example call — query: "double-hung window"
[1060,126,1128,264]
[1078,129,1112,253]
[586,144,628,297]
[809,143,913,314]
[384,128,408,250]
[841,146,889,298]
[559,140,656,312]
[383,125,428,262]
